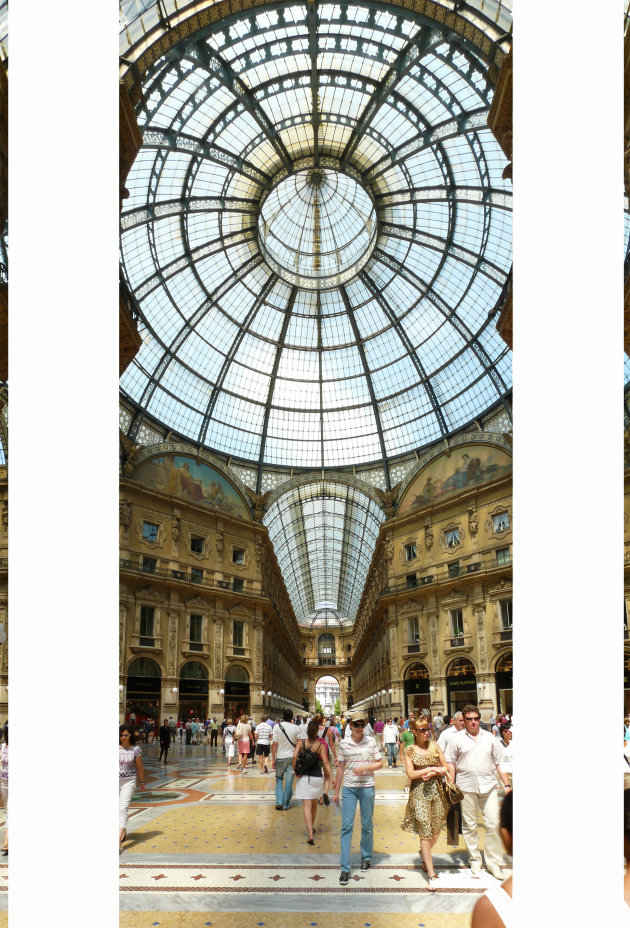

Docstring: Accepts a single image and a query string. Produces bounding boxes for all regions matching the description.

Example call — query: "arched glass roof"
[263,480,384,628]
[120,0,513,484]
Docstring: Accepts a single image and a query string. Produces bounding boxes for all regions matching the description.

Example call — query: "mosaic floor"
[120,741,510,928]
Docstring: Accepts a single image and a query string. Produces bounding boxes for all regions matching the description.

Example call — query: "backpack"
[295,739,322,776]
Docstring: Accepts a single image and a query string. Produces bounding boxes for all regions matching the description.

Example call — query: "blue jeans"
[275,757,295,808]
[385,742,398,766]
[340,785,375,872]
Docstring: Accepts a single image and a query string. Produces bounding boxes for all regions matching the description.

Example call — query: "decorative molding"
[487,578,512,602]
[229,544,250,572]
[186,531,210,560]
[135,586,167,604]
[398,538,419,567]
[474,603,488,672]
[167,613,178,676]
[441,590,468,611]
[263,469,384,511]
[136,519,166,549]
[119,498,131,529]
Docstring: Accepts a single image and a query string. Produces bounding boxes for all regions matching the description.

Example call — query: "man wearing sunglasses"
[444,704,511,879]
[333,717,383,885]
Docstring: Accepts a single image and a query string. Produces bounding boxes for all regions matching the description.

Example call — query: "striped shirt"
[255,722,272,745]
[337,734,382,788]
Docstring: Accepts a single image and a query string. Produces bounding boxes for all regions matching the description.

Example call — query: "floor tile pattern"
[120,743,507,927]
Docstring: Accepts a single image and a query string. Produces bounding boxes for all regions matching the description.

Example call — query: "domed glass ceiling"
[119,0,513,480]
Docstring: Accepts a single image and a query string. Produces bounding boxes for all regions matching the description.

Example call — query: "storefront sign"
[179,678,208,695]
[446,676,476,689]
[225,681,250,697]
[126,675,161,694]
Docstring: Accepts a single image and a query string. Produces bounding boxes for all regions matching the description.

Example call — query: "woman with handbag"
[400,718,451,889]
[292,718,332,844]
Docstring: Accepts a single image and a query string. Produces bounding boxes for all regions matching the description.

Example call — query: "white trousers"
[119,776,136,829]
[460,787,504,872]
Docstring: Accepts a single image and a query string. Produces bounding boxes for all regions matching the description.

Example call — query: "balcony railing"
[403,640,428,657]
[120,558,264,598]
[442,633,473,653]
[130,633,163,653]
[492,625,513,645]
[382,555,511,596]
[301,657,351,668]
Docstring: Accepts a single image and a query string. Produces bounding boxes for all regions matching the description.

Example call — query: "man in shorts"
[255,714,273,774]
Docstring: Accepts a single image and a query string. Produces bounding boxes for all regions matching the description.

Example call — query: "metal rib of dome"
[119,1,513,485]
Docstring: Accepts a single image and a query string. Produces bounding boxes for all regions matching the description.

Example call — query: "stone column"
[119,602,127,676]
[473,602,494,719]
[427,611,445,713]
[252,619,264,719]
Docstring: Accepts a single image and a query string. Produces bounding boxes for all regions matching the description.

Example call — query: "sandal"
[426,876,438,891]
[306,838,314,845]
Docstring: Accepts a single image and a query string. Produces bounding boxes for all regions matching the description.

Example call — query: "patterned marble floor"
[120,741,509,928]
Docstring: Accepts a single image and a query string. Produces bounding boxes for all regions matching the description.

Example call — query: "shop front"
[224,664,250,719]
[404,661,430,716]
[125,657,162,725]
[178,661,209,720]
[446,657,477,715]
[495,652,513,714]
[625,653,630,715]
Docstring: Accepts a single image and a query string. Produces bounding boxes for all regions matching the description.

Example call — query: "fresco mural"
[133,455,248,517]
[399,444,512,513]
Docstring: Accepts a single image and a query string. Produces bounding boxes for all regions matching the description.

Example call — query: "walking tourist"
[292,717,332,844]
[255,714,273,773]
[223,717,236,767]
[333,716,383,884]
[437,711,464,753]
[400,718,449,890]
[272,709,299,810]
[383,717,400,767]
[235,714,252,772]
[158,718,171,764]
[445,704,512,878]
[210,717,219,747]
[119,724,146,853]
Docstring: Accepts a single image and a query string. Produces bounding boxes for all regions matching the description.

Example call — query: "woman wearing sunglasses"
[400,718,449,889]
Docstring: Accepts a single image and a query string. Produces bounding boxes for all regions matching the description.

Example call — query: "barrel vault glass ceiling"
[119,0,513,627]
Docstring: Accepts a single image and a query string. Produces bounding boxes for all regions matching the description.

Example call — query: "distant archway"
[224,663,251,719]
[446,657,477,716]
[125,658,162,724]
[315,675,339,716]
[403,661,430,717]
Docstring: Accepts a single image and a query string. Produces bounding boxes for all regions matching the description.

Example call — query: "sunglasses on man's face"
[353,722,365,728]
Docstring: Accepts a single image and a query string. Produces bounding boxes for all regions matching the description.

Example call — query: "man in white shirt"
[333,717,383,884]
[382,718,400,768]
[437,711,464,754]
[497,723,513,781]
[271,709,299,810]
[255,714,273,774]
[445,704,512,879]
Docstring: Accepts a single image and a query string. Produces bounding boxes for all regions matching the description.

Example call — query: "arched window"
[179,661,208,680]
[127,657,161,678]
[404,662,430,680]
[446,657,476,677]
[226,664,250,683]
[495,652,513,673]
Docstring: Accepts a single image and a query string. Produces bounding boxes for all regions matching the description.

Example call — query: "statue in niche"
[424,519,433,550]
[120,430,142,477]
[383,539,394,561]
[468,508,478,538]
[171,517,180,543]
[119,498,131,529]
[255,538,263,567]
[216,529,224,557]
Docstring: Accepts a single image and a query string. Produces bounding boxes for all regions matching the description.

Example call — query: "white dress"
[293,739,326,800]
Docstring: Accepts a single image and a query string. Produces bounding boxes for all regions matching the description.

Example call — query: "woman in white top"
[471,790,513,928]
[223,717,236,766]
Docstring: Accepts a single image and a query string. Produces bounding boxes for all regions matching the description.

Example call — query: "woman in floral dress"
[400,718,450,889]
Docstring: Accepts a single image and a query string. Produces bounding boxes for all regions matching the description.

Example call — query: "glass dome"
[119,0,513,480]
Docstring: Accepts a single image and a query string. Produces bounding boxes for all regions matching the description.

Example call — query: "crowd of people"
[119,702,513,919]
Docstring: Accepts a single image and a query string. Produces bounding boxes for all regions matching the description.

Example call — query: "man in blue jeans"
[333,717,383,884]
[271,709,299,810]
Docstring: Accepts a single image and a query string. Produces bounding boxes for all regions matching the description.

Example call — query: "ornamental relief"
[487,578,513,602]
[136,520,166,549]
[168,614,178,676]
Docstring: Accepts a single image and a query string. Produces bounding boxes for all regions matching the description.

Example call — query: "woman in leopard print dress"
[401,718,450,889]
